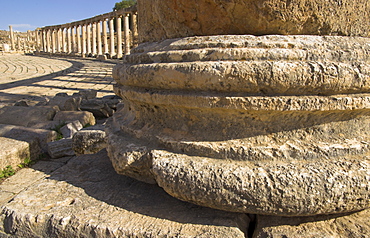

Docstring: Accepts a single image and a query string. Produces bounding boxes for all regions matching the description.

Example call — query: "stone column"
[82,24,87,57]
[77,25,82,54]
[109,18,115,57]
[57,28,62,52]
[67,27,72,54]
[87,23,92,56]
[51,29,56,53]
[72,26,76,53]
[103,18,109,55]
[62,28,67,53]
[42,30,47,52]
[97,21,103,56]
[35,30,40,52]
[116,15,123,58]
[9,25,15,51]
[124,13,131,55]
[132,12,138,47]
[46,29,51,53]
[17,36,21,51]
[92,22,97,56]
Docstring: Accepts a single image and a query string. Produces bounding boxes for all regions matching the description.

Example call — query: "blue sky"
[0,0,122,31]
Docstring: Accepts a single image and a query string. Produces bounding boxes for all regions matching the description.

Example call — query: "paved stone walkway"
[0,54,117,105]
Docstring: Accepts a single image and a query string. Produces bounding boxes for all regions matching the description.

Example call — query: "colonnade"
[37,7,137,58]
[4,26,38,53]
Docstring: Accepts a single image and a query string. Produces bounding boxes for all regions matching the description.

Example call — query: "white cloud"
[9,24,36,31]
[10,24,32,28]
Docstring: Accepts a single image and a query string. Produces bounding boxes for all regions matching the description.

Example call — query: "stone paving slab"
[0,150,249,237]
[0,54,117,106]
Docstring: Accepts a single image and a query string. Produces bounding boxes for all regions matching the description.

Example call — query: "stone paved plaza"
[0,54,116,106]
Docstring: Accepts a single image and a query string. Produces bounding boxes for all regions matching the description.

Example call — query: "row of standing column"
[39,13,136,58]
[8,25,38,52]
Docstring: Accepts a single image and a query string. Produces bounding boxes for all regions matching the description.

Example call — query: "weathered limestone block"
[107,35,370,216]
[47,95,82,111]
[0,106,59,127]
[53,111,95,127]
[47,139,75,159]
[72,126,107,155]
[74,89,97,100]
[80,99,114,118]
[138,0,370,43]
[0,137,39,170]
[0,124,58,152]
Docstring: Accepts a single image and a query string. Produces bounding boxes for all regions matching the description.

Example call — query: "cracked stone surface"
[0,151,249,238]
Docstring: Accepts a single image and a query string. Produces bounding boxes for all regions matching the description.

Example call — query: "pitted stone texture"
[253,209,370,237]
[72,128,107,155]
[108,34,370,216]
[116,35,370,96]
[0,151,249,238]
[151,151,370,216]
[138,0,370,43]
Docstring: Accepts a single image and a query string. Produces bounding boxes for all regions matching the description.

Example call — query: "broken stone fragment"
[47,139,75,159]
[47,95,82,111]
[53,111,95,127]
[60,120,83,139]
[72,127,106,155]
[75,89,97,100]
[80,99,114,118]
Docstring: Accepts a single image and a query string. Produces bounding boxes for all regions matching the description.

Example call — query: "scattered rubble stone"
[47,138,75,159]
[0,124,58,152]
[60,120,83,139]
[13,100,29,107]
[80,99,114,118]
[72,128,107,155]
[75,89,97,100]
[0,105,59,127]
[53,111,96,127]
[47,95,82,111]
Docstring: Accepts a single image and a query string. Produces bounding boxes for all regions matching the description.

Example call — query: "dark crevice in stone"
[247,214,257,238]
